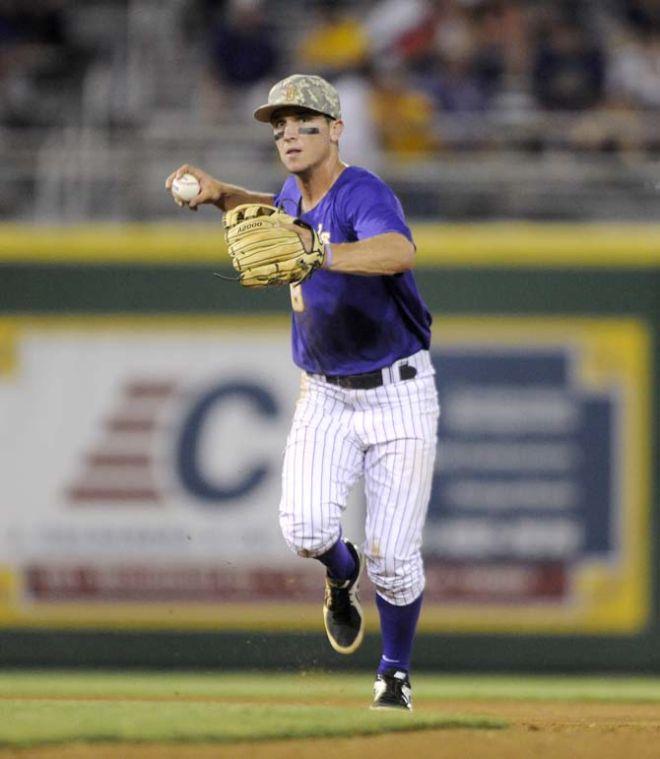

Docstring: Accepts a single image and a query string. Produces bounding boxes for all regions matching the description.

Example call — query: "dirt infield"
[3,700,659,759]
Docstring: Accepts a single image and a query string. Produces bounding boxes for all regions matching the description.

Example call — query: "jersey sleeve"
[341,173,413,243]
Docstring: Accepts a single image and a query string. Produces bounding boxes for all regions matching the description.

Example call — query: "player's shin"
[316,537,357,582]
[375,592,423,675]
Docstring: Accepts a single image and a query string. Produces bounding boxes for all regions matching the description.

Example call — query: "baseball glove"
[223,204,325,288]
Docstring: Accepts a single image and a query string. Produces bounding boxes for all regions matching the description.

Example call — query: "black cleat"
[322,540,364,654]
[371,669,413,711]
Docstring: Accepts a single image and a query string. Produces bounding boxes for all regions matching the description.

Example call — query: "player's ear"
[329,119,344,144]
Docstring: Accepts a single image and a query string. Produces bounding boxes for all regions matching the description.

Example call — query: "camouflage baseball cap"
[253,74,341,123]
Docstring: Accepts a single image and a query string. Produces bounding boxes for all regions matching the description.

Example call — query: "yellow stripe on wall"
[1,223,658,266]
[413,223,660,266]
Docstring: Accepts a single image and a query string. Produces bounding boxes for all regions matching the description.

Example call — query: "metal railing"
[2,116,656,223]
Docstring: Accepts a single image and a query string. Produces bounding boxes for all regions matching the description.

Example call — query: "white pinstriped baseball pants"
[279,350,439,606]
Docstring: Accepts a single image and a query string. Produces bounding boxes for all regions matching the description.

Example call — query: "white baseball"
[171,172,201,203]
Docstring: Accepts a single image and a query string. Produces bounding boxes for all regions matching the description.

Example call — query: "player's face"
[270,108,339,174]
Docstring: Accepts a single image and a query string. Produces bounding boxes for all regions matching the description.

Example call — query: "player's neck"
[296,157,347,212]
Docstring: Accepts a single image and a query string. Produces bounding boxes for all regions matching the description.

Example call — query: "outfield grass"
[1,671,660,702]
[0,671,507,749]
[0,701,498,748]
[1,671,660,749]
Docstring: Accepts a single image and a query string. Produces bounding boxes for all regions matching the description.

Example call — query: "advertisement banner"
[423,318,650,633]
[0,316,650,633]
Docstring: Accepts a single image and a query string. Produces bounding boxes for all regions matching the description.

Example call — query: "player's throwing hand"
[165,164,222,210]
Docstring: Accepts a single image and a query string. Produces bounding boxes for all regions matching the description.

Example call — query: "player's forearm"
[215,184,274,212]
[324,233,415,276]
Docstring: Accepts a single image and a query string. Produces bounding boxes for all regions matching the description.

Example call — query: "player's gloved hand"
[224,204,325,288]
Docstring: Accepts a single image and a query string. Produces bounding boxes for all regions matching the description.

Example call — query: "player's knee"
[365,550,424,605]
[279,515,339,559]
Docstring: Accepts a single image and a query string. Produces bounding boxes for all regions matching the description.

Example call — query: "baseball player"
[166,74,439,711]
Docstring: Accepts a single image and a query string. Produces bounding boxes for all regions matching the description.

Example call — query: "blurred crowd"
[1,0,658,161]
[198,0,659,161]
[195,0,659,163]
[0,0,90,127]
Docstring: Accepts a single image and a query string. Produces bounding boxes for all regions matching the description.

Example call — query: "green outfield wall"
[0,223,658,672]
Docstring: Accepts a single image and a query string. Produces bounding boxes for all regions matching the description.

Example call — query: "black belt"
[323,363,417,390]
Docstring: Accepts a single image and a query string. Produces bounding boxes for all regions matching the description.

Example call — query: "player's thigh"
[363,376,439,555]
[363,432,437,557]
[280,387,363,528]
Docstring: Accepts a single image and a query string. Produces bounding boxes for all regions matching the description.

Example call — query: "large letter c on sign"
[177,381,278,503]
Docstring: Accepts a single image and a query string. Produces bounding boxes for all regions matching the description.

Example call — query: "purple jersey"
[274,166,432,375]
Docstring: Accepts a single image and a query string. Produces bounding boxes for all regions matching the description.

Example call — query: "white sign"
[0,318,364,612]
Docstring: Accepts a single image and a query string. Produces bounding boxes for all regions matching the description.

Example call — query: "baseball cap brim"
[253,103,330,123]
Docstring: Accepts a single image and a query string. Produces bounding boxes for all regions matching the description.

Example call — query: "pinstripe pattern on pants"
[279,350,439,606]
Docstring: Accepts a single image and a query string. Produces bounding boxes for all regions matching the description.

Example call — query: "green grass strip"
[0,701,502,748]
[413,675,660,702]
[1,671,660,703]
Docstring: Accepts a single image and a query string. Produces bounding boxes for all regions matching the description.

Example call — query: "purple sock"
[376,593,423,675]
[316,539,356,582]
